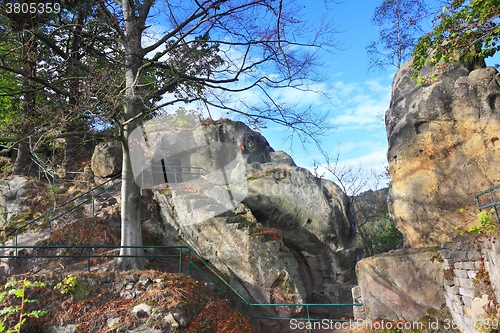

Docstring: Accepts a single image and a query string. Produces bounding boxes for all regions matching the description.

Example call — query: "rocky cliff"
[386,60,500,248]
[354,60,500,332]
[150,120,362,318]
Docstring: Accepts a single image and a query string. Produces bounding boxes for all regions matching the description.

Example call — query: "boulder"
[91,143,122,178]
[46,325,78,333]
[0,176,28,227]
[386,60,500,247]
[153,120,362,317]
[132,303,152,318]
[355,247,444,323]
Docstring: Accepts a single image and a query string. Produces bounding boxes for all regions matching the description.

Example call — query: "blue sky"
[256,0,500,194]
[149,0,498,194]
[259,0,400,193]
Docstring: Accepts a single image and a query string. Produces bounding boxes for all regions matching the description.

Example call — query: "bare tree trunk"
[12,86,36,176]
[63,10,86,172]
[116,0,146,270]
[12,33,37,176]
[117,132,145,270]
[12,141,31,176]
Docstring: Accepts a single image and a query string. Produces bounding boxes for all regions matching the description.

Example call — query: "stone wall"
[442,236,500,333]
[440,239,485,332]
[354,236,500,333]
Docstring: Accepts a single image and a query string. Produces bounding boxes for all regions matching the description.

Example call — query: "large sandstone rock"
[355,237,500,333]
[386,61,500,247]
[355,248,444,323]
[153,120,362,317]
[91,143,122,178]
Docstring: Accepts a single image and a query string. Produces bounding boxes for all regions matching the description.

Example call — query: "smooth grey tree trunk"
[116,0,147,270]
[117,134,146,270]
[12,141,31,176]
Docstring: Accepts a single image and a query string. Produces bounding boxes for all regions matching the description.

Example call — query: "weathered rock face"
[91,143,123,178]
[153,120,362,317]
[355,248,444,323]
[386,61,500,247]
[355,236,500,333]
[0,176,28,227]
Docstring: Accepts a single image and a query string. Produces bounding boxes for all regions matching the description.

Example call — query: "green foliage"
[369,217,405,254]
[0,279,47,333]
[354,189,404,256]
[54,274,89,301]
[469,209,497,234]
[453,208,497,235]
[358,207,404,255]
[0,70,21,133]
[54,274,78,295]
[412,0,500,80]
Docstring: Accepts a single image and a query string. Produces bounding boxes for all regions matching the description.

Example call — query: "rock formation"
[0,176,28,227]
[386,60,500,247]
[355,236,500,333]
[354,60,500,332]
[151,120,362,317]
[355,247,444,323]
[91,143,122,178]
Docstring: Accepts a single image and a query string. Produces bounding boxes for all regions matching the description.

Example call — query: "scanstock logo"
[128,112,248,225]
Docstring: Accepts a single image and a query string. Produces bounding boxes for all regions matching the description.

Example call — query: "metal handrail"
[140,164,205,186]
[475,184,500,221]
[4,173,123,246]
[0,244,362,328]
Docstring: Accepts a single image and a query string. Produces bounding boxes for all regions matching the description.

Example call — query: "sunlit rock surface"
[152,120,362,317]
[386,61,500,247]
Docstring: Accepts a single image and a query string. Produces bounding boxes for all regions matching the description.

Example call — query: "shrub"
[0,279,47,333]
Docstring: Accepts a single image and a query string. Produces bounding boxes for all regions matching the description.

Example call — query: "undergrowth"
[247,167,291,181]
[185,298,259,333]
[453,208,498,236]
[0,279,47,333]
[0,271,260,332]
[43,218,120,251]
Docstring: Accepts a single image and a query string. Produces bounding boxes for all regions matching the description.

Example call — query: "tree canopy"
[367,0,428,71]
[0,0,339,269]
[412,0,500,80]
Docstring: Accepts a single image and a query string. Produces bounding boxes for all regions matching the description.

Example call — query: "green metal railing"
[0,244,362,331]
[1,165,362,331]
[475,183,500,221]
[3,173,123,253]
[5,164,206,249]
[0,245,185,273]
[140,163,205,187]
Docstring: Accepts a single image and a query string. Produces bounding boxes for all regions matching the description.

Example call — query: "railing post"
[88,247,91,272]
[86,172,91,192]
[14,229,18,256]
[179,247,183,274]
[91,189,95,218]
[307,305,311,333]
[188,248,192,277]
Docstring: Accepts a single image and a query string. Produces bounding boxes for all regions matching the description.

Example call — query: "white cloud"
[328,78,391,130]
